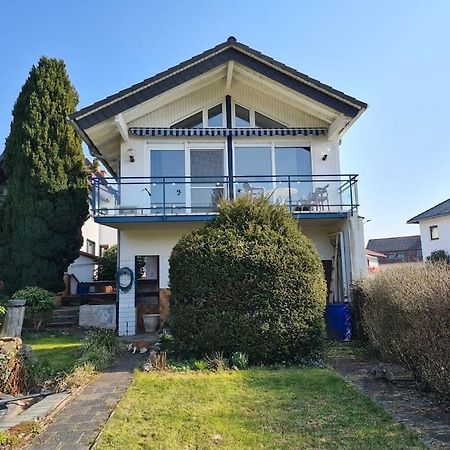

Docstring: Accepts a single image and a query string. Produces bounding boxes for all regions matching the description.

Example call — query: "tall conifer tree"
[0,57,88,293]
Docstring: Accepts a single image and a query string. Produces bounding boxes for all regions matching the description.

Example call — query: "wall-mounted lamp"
[127,148,135,163]
[321,150,330,161]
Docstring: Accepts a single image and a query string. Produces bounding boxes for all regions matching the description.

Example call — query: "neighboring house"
[69,36,368,336]
[366,236,423,264]
[365,249,386,273]
[407,198,450,259]
[0,156,117,284]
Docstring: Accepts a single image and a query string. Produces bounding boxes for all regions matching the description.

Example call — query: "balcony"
[92,174,359,223]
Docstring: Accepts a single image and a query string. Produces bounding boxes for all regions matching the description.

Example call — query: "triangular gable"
[70,37,366,131]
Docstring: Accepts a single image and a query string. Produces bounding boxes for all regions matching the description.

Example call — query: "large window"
[234,145,311,202]
[235,146,272,193]
[275,147,311,176]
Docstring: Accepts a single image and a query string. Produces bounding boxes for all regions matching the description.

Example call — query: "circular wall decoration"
[116,267,134,292]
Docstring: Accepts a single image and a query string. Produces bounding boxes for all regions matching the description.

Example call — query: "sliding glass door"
[190,149,224,213]
[150,149,185,214]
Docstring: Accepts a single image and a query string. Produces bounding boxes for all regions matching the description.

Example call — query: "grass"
[23,334,83,373]
[96,368,423,450]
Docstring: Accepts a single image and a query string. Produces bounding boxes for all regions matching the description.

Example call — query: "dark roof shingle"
[70,36,367,130]
[407,198,450,224]
[366,236,422,253]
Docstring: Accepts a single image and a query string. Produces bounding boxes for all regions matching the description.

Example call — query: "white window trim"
[146,142,227,210]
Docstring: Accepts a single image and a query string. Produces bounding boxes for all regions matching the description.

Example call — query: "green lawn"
[23,334,83,373]
[96,368,422,450]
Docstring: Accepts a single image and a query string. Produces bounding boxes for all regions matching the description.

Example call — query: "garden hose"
[116,267,134,292]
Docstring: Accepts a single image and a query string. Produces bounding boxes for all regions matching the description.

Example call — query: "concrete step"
[48,307,79,327]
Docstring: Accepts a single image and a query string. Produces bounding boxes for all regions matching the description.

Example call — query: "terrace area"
[92,174,359,223]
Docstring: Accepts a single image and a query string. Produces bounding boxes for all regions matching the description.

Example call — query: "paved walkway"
[331,356,450,449]
[27,353,143,450]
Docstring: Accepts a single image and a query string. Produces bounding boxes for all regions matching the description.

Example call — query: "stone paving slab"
[331,356,450,449]
[27,353,143,450]
[0,393,70,431]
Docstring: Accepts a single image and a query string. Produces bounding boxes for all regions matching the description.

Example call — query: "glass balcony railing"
[92,174,359,219]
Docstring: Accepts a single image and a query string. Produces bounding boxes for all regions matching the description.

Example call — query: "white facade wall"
[107,69,364,336]
[418,215,450,258]
[116,221,353,336]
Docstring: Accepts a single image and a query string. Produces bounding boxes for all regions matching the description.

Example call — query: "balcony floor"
[95,210,350,225]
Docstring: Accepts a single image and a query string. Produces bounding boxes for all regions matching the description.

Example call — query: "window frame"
[170,101,226,128]
[430,225,439,240]
[86,239,96,256]
[232,102,287,128]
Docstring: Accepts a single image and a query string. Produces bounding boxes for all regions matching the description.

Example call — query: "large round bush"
[169,196,326,363]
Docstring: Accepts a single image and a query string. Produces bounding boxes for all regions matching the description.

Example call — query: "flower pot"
[142,314,160,333]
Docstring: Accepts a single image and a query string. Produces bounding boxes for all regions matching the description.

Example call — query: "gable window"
[172,111,203,128]
[255,112,286,128]
[207,104,223,127]
[235,105,251,127]
[430,225,439,240]
[234,103,286,128]
[171,104,224,128]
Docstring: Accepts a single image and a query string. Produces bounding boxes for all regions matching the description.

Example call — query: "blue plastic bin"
[326,303,352,341]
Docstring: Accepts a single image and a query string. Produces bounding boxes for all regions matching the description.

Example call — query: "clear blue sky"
[1,1,449,241]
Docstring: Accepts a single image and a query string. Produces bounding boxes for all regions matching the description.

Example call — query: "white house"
[69,37,368,336]
[407,198,450,258]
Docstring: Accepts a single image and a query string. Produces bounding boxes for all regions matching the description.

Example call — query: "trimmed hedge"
[169,196,326,363]
[352,263,450,398]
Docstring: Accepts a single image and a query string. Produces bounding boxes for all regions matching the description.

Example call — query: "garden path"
[331,355,450,449]
[26,353,144,450]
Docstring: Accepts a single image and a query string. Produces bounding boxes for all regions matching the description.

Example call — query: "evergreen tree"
[0,57,88,293]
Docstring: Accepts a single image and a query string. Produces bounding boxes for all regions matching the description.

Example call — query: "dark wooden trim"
[225,95,234,199]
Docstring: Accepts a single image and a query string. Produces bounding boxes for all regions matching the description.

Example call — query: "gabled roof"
[366,236,422,253]
[407,198,450,224]
[69,36,367,131]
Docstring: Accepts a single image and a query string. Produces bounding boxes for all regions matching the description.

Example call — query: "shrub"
[12,286,54,331]
[78,328,124,370]
[96,245,118,281]
[354,263,450,398]
[230,351,249,369]
[427,249,449,263]
[169,196,327,363]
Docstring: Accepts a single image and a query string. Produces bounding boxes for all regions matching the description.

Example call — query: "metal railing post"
[162,177,166,220]
[353,175,359,212]
[288,175,292,212]
[349,175,354,215]
[92,179,97,215]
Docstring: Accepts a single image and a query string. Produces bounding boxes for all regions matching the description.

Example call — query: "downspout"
[225,95,234,199]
